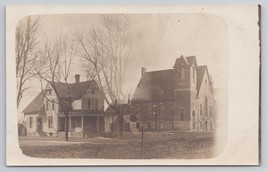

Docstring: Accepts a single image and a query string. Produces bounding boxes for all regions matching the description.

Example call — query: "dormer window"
[46,89,52,95]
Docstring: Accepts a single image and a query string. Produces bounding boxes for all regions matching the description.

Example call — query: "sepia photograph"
[6,5,260,165]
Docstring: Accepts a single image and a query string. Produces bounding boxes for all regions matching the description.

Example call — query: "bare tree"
[35,35,96,141]
[76,15,134,106]
[16,16,40,107]
[76,15,135,136]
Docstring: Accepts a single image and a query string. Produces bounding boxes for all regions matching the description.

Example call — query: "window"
[95,99,98,110]
[46,99,49,111]
[205,97,208,116]
[180,107,184,121]
[46,89,52,95]
[147,103,152,119]
[159,103,165,117]
[29,117,33,128]
[87,99,91,109]
[180,66,185,81]
[48,116,53,128]
[52,100,55,110]
[192,111,196,129]
[59,117,65,131]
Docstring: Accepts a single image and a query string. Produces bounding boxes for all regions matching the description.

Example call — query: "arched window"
[200,104,202,116]
[180,66,185,81]
[159,103,165,117]
[205,97,208,116]
[192,111,196,129]
[180,107,184,121]
[147,103,152,119]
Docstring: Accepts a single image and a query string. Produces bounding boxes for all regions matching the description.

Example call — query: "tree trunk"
[65,115,69,141]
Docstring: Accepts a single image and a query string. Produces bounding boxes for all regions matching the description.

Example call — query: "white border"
[6,4,260,166]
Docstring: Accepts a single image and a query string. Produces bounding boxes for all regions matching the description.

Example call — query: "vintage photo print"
[6,5,260,165]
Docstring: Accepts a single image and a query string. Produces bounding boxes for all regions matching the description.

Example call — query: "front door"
[37,118,42,132]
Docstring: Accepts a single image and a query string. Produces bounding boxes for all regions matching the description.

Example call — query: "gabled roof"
[23,92,44,114]
[23,80,100,114]
[186,56,198,67]
[52,80,98,100]
[174,55,189,67]
[131,69,175,103]
[196,65,207,92]
[196,65,214,97]
[132,56,213,103]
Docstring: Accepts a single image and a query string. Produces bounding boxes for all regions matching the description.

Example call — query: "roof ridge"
[53,80,95,85]
[144,68,174,74]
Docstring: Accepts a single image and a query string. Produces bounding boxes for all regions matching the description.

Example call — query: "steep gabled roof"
[186,56,198,67]
[174,55,189,67]
[131,69,175,103]
[196,65,214,97]
[196,65,207,92]
[23,92,44,114]
[23,80,100,114]
[52,80,98,100]
[132,56,213,103]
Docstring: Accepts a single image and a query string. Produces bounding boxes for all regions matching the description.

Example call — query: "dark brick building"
[129,55,216,131]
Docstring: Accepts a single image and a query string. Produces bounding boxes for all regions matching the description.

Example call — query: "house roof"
[196,65,214,97]
[52,80,98,100]
[131,56,212,103]
[23,92,44,114]
[131,69,175,103]
[196,65,207,92]
[23,80,99,114]
[186,56,198,66]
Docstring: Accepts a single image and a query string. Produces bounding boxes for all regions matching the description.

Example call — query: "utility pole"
[153,104,157,131]
[141,125,144,158]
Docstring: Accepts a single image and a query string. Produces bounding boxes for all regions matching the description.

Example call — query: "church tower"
[173,55,198,130]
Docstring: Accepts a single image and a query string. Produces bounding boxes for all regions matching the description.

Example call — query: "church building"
[130,55,216,131]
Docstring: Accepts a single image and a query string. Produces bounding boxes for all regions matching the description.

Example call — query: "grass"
[19,131,216,159]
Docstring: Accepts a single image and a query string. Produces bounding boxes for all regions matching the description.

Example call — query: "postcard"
[6,4,260,166]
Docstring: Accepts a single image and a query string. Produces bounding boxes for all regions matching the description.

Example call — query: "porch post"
[96,116,99,132]
[81,116,84,137]
[81,116,84,132]
[69,116,72,132]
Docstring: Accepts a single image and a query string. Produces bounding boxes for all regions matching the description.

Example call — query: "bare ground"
[19,131,216,159]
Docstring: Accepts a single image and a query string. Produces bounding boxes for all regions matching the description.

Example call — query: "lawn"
[19,131,216,159]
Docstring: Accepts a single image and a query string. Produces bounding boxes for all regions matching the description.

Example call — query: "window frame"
[48,116,53,128]
[29,117,33,128]
[52,99,55,110]
[87,99,91,109]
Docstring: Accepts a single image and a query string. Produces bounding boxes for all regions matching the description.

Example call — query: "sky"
[17,13,228,119]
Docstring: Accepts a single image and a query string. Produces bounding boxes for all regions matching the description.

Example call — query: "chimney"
[141,67,146,76]
[75,74,80,83]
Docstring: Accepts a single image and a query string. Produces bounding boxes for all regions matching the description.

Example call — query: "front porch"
[58,115,105,137]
